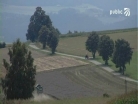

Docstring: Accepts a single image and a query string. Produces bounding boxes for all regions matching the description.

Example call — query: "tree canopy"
[98,35,114,65]
[1,39,36,100]
[26,7,59,54]
[26,7,52,42]
[38,25,50,49]
[112,39,133,75]
[86,31,99,59]
[47,28,59,54]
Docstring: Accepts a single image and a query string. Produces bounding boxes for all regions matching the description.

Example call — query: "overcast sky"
[1,0,137,15]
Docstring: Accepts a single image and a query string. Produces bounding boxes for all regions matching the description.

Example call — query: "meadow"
[57,30,138,80]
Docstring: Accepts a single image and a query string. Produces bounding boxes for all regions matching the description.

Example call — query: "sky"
[0,0,137,43]
[1,0,137,15]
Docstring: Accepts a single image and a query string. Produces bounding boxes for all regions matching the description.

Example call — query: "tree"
[86,31,99,59]
[74,30,78,34]
[38,25,50,49]
[112,39,133,75]
[26,7,52,42]
[49,34,58,54]
[68,30,72,34]
[98,35,114,65]
[1,39,36,100]
[47,30,59,54]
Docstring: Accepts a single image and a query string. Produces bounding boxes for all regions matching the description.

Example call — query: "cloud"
[2,5,35,15]
[74,4,103,12]
[1,3,103,16]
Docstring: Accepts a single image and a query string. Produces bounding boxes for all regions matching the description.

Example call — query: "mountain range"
[0,0,137,43]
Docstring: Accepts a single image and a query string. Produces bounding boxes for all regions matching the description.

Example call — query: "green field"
[57,30,138,80]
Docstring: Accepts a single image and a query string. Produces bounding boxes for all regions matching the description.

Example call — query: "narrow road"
[29,44,138,83]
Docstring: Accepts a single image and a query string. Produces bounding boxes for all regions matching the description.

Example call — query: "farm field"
[36,65,136,99]
[57,31,137,56]
[0,45,137,104]
[34,56,88,72]
[57,31,138,80]
[0,47,49,77]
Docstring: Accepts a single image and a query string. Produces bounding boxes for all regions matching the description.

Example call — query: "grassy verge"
[95,51,137,80]
[107,90,138,104]
[2,97,112,104]
[1,91,137,104]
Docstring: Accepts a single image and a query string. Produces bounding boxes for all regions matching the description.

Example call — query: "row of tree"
[86,32,133,75]
[26,7,60,54]
[0,42,6,48]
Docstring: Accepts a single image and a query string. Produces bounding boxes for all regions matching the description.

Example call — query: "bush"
[0,42,6,48]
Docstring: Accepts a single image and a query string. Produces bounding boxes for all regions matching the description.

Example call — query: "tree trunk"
[105,60,108,65]
[52,48,55,54]
[122,66,126,75]
[122,67,125,75]
[43,42,46,49]
[119,67,122,73]
[92,52,95,59]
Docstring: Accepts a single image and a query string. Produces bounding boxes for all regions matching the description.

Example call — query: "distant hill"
[50,8,105,33]
[1,13,30,43]
[106,15,137,30]
[1,9,137,43]
[50,8,137,33]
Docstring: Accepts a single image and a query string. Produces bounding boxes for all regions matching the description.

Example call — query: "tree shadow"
[88,57,101,60]
[94,62,113,67]
[48,53,56,56]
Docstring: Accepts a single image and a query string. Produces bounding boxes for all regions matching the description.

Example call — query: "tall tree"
[68,30,72,34]
[112,39,133,75]
[38,25,50,49]
[47,28,59,54]
[86,31,99,59]
[1,39,36,100]
[98,35,114,65]
[26,7,52,42]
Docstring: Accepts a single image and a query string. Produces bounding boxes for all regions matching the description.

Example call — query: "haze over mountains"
[0,0,137,43]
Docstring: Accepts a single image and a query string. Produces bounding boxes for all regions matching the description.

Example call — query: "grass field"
[57,30,138,80]
[61,28,138,38]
